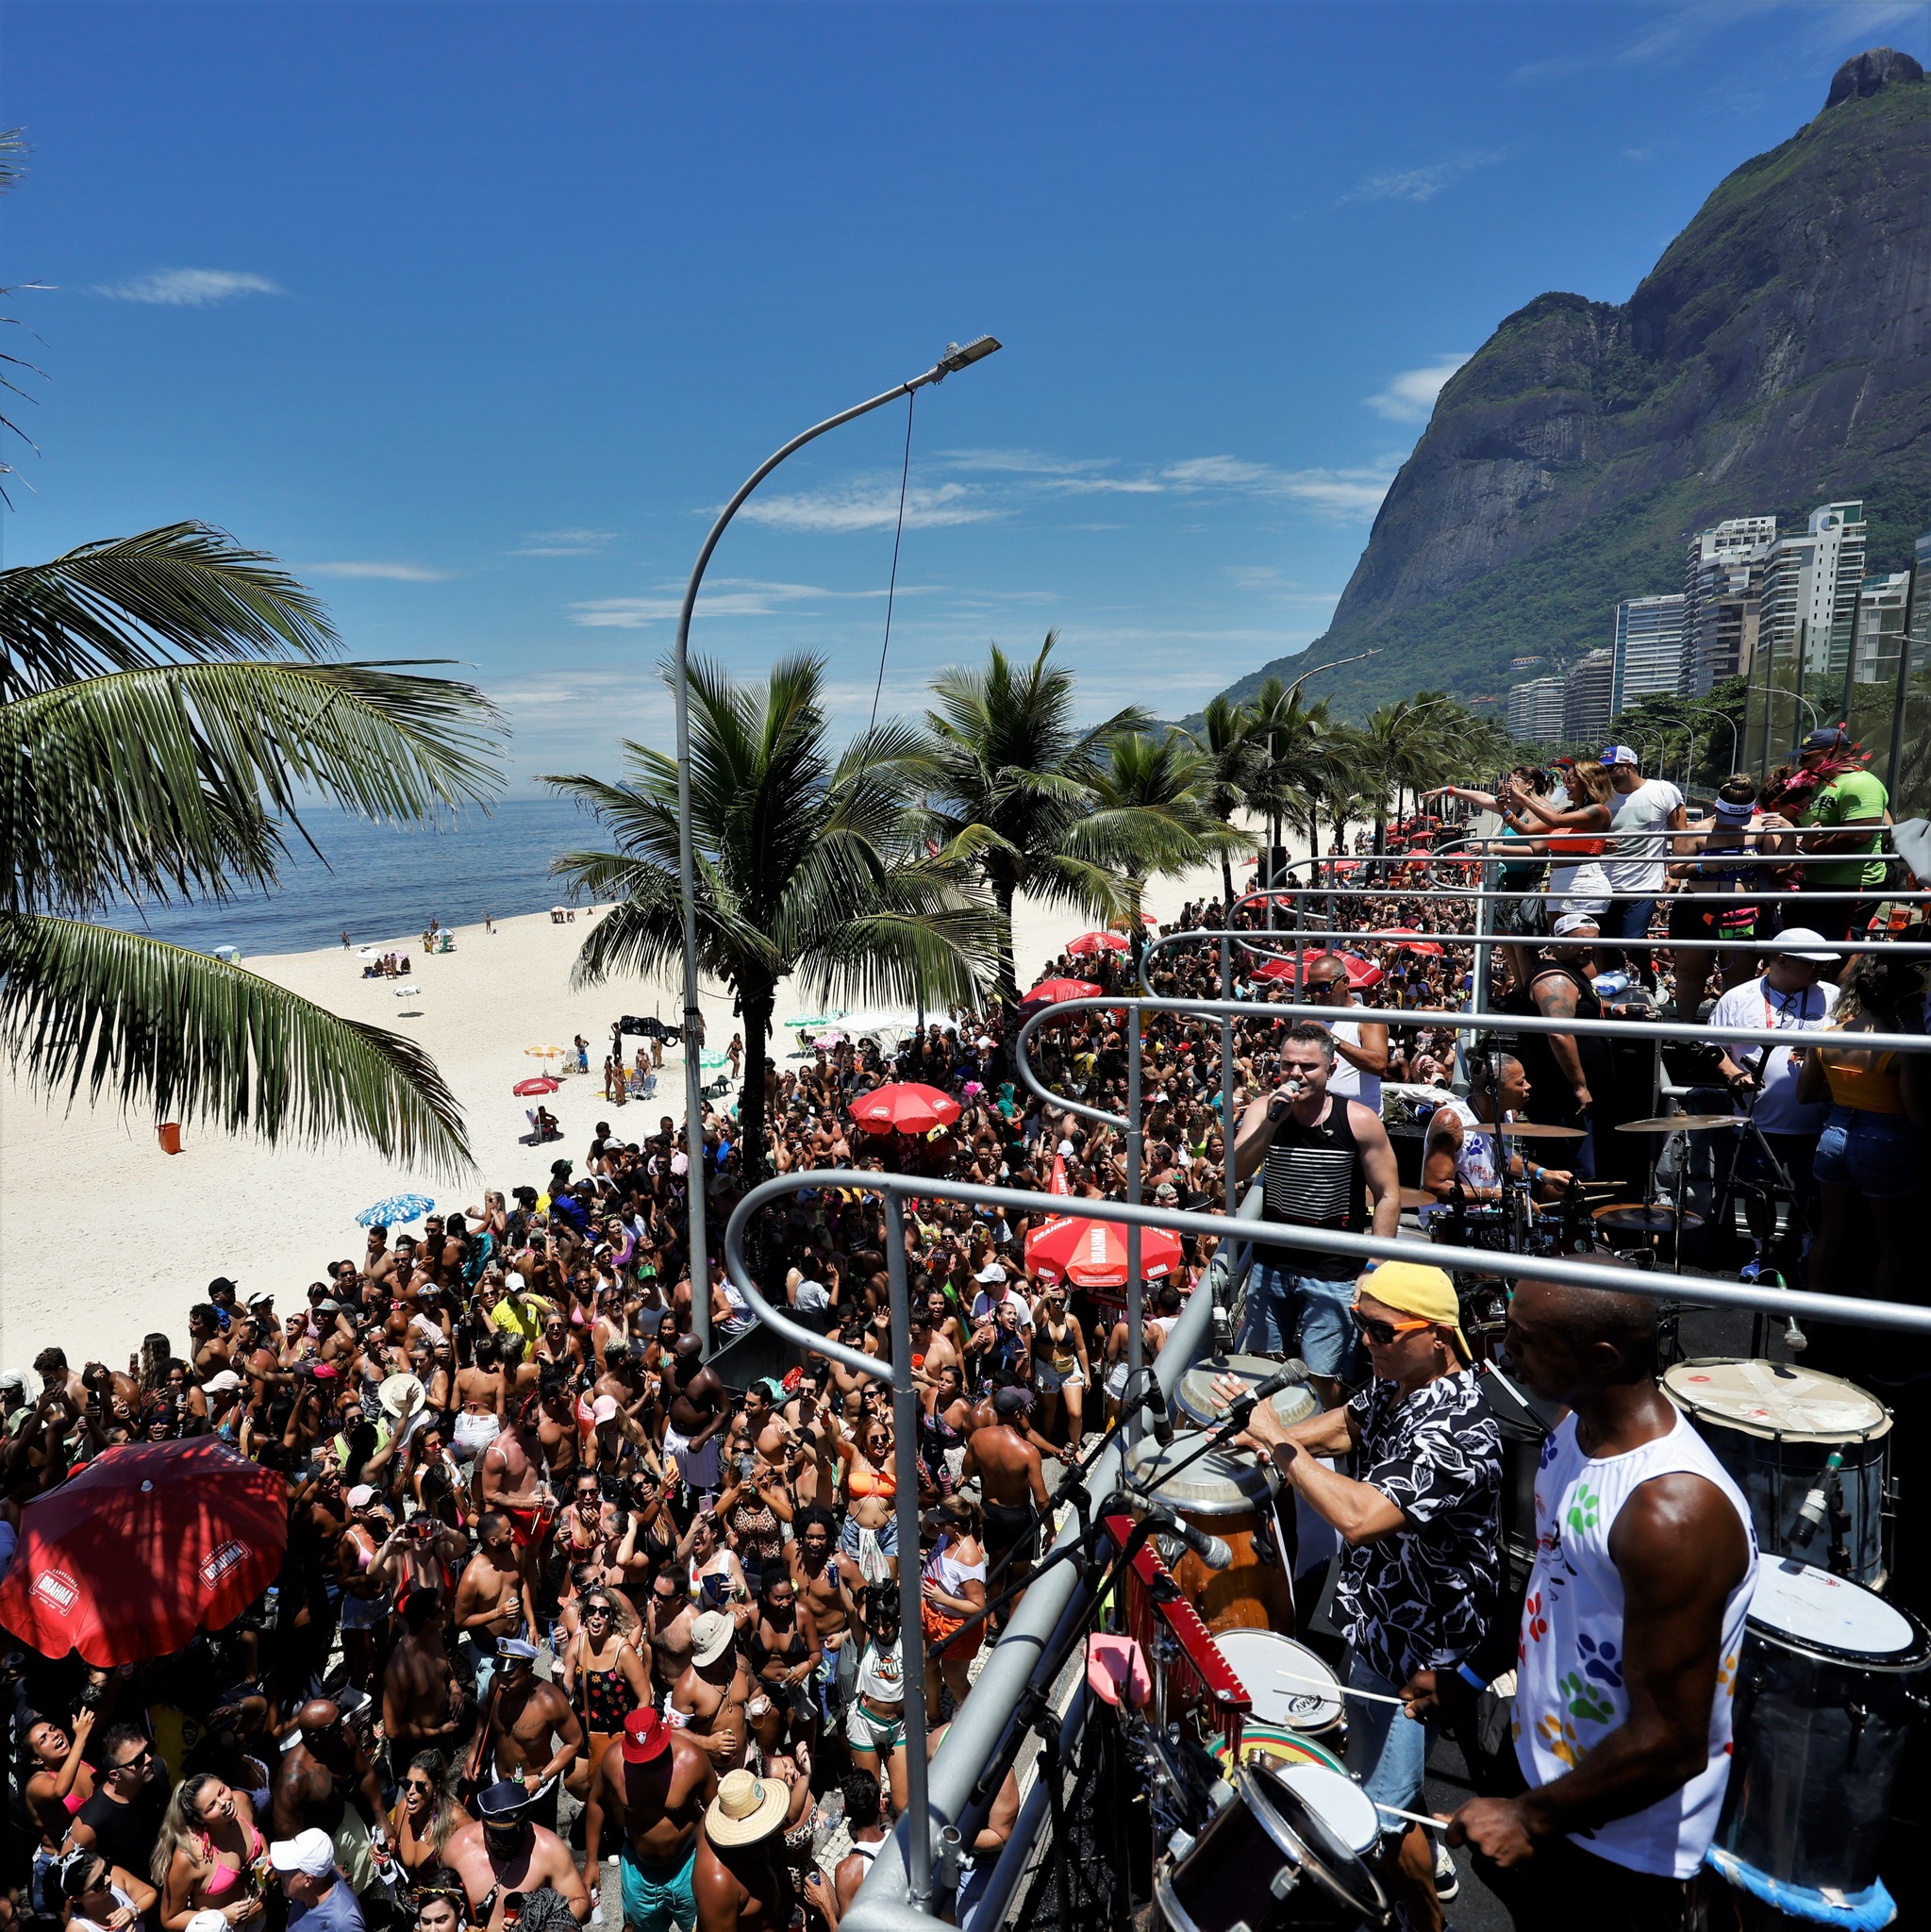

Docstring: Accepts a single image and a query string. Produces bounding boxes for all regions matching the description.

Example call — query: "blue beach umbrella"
[356,1193,434,1227]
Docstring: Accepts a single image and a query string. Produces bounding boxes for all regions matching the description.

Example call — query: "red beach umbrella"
[1021,976,1105,1008]
[1251,952,1385,991]
[1065,931,1129,956]
[513,1076,561,1096]
[848,1082,962,1136]
[1371,929,1446,958]
[1027,1214,1184,1288]
[0,1439,288,1665]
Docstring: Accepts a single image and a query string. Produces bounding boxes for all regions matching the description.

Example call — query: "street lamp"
[673,340,1003,1352]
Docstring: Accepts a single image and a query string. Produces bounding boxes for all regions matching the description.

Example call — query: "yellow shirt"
[490,1293,552,1342]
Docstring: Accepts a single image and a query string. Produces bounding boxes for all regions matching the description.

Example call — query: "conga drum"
[1174,1354,1321,1433]
[1127,1430,1294,1635]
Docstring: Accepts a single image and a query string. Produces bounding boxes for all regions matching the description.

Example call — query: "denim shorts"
[1813,1106,1922,1201]
[1239,1257,1360,1379]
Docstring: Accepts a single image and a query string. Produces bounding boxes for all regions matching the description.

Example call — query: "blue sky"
[3,0,1923,792]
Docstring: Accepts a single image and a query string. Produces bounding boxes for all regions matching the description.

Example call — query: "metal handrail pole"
[1138,926,1931,966]
[1125,1020,1143,1445]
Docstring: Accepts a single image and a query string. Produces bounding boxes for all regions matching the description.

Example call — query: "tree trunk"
[993,878,1020,1006]
[1220,846,1235,913]
[739,983,776,1184]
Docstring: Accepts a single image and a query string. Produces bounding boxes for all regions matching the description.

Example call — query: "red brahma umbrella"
[513,1076,561,1096]
[0,1439,288,1665]
[1021,976,1105,1008]
[1251,952,1385,991]
[1065,931,1129,956]
[1370,929,1446,958]
[1027,1214,1184,1288]
[848,1082,962,1136]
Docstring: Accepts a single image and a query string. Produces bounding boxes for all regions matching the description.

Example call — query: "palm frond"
[0,914,473,1175]
[0,524,340,701]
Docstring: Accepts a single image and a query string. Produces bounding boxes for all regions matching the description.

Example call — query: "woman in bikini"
[558,1591,650,1799]
[384,1751,473,1909]
[25,1707,97,1912]
[919,1496,988,1709]
[152,1774,269,1931]
[828,1412,899,1583]
[1028,1286,1090,1448]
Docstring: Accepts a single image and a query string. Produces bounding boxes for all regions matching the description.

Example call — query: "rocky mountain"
[1209,47,1930,721]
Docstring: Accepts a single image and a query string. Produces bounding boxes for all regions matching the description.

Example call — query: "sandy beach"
[0,858,1237,1374]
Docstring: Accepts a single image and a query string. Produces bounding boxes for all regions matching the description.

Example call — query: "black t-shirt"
[78,1775,171,1878]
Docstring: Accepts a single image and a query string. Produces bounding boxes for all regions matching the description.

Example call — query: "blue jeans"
[1239,1257,1360,1379]
[1814,1106,1922,1201]
[1344,1654,1429,1828]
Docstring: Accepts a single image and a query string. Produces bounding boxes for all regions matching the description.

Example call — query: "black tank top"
[1502,963,1614,1118]
[1260,1096,1366,1281]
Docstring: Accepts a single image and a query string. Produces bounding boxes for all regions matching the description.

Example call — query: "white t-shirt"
[970,1286,1032,1331]
[1323,1013,1382,1114]
[1708,975,1839,1133]
[792,1277,830,1314]
[1606,778,1684,894]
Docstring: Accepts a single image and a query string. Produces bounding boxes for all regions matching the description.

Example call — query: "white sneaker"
[1432,1835,1460,1901]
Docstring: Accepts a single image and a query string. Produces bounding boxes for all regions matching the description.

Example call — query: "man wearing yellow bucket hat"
[1226,1260,1499,1926]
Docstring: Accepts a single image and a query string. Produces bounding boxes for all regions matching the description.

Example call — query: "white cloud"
[1340,150,1503,205]
[512,527,617,557]
[92,268,284,307]
[1158,457,1393,520]
[940,447,1164,494]
[301,560,452,582]
[568,575,928,629]
[738,481,1002,534]
[1365,354,1473,423]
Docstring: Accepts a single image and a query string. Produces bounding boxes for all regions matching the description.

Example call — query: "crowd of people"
[1,731,1923,1932]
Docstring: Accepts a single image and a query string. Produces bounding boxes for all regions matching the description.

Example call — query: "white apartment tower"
[1507,675,1566,742]
[1852,573,1913,686]
[1761,501,1868,685]
[1611,593,1688,710]
[1564,648,1616,743]
[1683,516,1776,695]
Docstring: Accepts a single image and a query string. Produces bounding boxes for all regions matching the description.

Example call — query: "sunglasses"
[1350,1308,1436,1347]
[404,1777,436,1793]
[583,1603,613,1617]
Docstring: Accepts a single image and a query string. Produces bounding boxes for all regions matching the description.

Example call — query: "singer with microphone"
[1223,1261,1500,1929]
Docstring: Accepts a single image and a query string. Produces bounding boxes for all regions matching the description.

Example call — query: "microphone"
[1216,1359,1312,1429]
[1790,1452,1842,1548]
[1140,1504,1232,1571]
[1130,1371,1175,1448]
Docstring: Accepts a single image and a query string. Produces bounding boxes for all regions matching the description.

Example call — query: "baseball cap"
[621,1707,672,1764]
[1552,912,1600,937]
[245,1290,275,1308]
[345,1484,375,1509]
[1799,726,1844,753]
[208,1277,240,1295]
[591,1393,620,1424]
[269,1829,335,1878]
[691,1609,735,1667]
[992,1385,1034,1419]
[205,1370,242,1394]
[1357,1260,1471,1361]
[188,1914,232,1932]
[1599,744,1640,767]
[974,1263,1007,1284]
[505,1270,526,1292]
[1773,926,1840,964]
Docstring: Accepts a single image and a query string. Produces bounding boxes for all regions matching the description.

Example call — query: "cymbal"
[1399,1187,1439,1210]
[1495,1122,1586,1140]
[1593,1203,1706,1232]
[1616,1114,1750,1133]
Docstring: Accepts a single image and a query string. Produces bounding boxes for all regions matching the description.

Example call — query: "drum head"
[1214,1629,1344,1732]
[1175,1355,1320,1431]
[1241,1761,1390,1926]
[1277,1764,1380,1855]
[1128,1431,1275,1516]
[1663,1358,1890,1445]
[1746,1556,1929,1666]
[1211,1725,1347,1777]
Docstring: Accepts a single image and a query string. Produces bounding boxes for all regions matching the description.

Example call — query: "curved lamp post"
[674,339,1002,1350]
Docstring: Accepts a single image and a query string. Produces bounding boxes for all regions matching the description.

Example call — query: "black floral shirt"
[1333,1369,1501,1685]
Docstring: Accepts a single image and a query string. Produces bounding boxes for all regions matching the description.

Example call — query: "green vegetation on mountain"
[1207,48,1930,723]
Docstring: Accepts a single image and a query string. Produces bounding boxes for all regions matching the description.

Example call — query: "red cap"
[622,1707,671,1764]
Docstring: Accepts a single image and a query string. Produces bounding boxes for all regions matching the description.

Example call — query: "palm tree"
[1244,676,1341,875]
[1085,732,1246,925]
[1358,693,1460,851]
[908,634,1160,1003]
[2,525,501,1174]
[1184,694,1259,909]
[545,654,1000,1177]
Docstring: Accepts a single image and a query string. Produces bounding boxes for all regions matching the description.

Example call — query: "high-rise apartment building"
[1683,516,1776,695]
[1760,501,1867,685]
[1564,649,1615,743]
[1611,593,1688,710]
[1507,675,1566,742]
[1852,573,1913,686]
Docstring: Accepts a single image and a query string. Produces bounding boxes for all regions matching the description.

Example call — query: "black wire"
[868,390,916,737]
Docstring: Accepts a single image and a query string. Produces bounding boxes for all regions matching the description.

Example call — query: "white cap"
[1552,912,1599,937]
[205,1370,242,1393]
[345,1484,375,1509]
[974,1263,1007,1284]
[269,1829,336,1877]
[189,1914,232,1932]
[245,1290,275,1308]
[591,1394,620,1424]
[1773,926,1840,964]
[505,1270,525,1292]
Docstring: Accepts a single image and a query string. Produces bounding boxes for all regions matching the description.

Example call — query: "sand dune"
[0,857,1239,1373]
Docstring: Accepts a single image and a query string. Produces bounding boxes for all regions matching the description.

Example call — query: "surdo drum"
[1128,1430,1294,1635]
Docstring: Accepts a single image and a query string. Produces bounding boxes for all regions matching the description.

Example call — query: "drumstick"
[1374,1802,1454,1834]
[1272,1668,1410,1709]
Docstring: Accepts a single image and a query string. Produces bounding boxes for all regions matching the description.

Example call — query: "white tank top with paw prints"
[1513,1407,1756,1878]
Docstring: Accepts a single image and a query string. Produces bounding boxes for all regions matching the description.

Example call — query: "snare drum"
[1174,1354,1321,1433]
[1663,1358,1892,1587]
[1128,1431,1294,1635]
[1209,1724,1347,1779]
[1212,1628,1345,1744]
[1156,1759,1391,1932]
[1715,1556,1931,1900]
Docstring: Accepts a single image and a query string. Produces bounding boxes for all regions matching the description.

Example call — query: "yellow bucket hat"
[1358,1260,1471,1362]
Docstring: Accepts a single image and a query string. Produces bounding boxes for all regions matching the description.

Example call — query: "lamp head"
[936,335,1002,376]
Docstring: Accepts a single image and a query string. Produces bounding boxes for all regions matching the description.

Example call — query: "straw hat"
[379,1373,425,1420]
[705,1769,789,1847]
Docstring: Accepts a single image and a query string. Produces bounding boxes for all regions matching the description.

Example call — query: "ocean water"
[103,797,603,958]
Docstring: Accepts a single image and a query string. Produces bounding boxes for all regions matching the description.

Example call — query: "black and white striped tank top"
[1262,1097,1367,1248]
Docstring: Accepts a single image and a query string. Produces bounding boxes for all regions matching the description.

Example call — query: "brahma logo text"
[199,1541,249,1589]
[31,1570,79,1614]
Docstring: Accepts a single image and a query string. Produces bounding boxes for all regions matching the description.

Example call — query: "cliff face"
[1213,48,1930,719]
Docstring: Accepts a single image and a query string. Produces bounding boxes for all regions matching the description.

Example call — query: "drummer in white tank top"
[1302,957,1386,1113]
[1423,1277,1755,1910]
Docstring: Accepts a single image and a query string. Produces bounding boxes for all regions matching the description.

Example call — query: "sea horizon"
[102,797,597,959]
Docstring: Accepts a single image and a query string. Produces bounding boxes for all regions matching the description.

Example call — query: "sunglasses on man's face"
[1350,1308,1435,1347]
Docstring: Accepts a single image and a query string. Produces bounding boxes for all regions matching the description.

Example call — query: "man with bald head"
[1406,1275,1756,1930]
[271,1700,391,1901]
